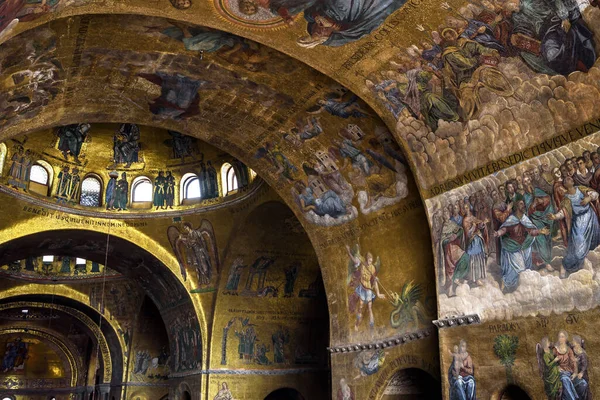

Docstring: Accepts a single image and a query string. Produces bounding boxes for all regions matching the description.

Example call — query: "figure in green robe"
[154,171,166,209]
[441,28,513,121]
[523,177,554,268]
[115,172,129,211]
[537,336,560,399]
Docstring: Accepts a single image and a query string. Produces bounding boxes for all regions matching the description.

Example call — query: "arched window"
[80,175,102,207]
[0,143,6,176]
[221,163,238,195]
[181,172,201,203]
[28,162,52,196]
[30,164,48,185]
[132,176,152,202]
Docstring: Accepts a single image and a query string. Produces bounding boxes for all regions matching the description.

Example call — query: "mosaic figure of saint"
[113,123,140,168]
[7,145,24,189]
[56,166,71,204]
[56,123,90,163]
[154,171,166,209]
[114,172,129,211]
[105,171,118,210]
[165,171,175,209]
[346,243,385,332]
[168,220,220,284]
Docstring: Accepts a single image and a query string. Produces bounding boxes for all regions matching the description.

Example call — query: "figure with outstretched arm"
[345,244,385,332]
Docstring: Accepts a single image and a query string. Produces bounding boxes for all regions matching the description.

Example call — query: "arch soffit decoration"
[0,301,114,383]
[0,4,596,232]
[0,228,206,370]
[0,13,431,346]
[0,285,126,359]
[0,326,80,387]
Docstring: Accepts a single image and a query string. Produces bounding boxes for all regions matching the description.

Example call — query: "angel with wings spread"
[345,244,385,332]
[168,221,220,286]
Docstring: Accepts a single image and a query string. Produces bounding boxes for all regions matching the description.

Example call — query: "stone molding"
[433,314,481,329]
[327,326,434,354]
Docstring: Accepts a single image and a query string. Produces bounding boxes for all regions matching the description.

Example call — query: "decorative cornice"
[169,367,328,378]
[327,327,434,354]
[0,178,265,220]
[120,382,170,387]
[433,314,481,329]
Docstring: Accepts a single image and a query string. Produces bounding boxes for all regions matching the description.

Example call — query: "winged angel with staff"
[346,244,385,332]
[346,244,430,333]
[168,220,220,286]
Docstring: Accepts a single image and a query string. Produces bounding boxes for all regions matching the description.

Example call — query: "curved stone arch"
[0,326,79,387]
[0,301,113,383]
[0,11,438,354]
[0,226,211,380]
[176,381,193,400]
[0,323,88,386]
[490,384,535,400]
[362,354,441,400]
[0,284,127,359]
[0,89,433,349]
[376,367,441,399]
[0,217,209,364]
[0,8,401,131]
[0,12,416,214]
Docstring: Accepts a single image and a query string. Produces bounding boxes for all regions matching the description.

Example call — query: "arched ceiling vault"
[0,229,201,378]
[0,10,434,347]
[0,285,126,358]
[0,300,116,383]
[0,326,80,387]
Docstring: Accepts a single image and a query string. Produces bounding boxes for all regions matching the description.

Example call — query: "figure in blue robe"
[301,0,406,47]
[512,0,596,75]
[461,19,506,54]
[551,182,600,274]
[495,199,547,290]
[105,173,118,210]
[299,187,347,218]
[523,186,554,267]
[162,26,238,53]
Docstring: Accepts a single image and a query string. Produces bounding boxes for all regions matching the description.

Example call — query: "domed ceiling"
[0,123,258,216]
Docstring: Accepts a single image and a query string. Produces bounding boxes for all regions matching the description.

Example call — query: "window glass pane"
[133,179,152,202]
[0,144,6,176]
[30,165,48,185]
[42,255,54,262]
[227,167,238,193]
[80,177,101,207]
[186,177,201,199]
[76,258,86,265]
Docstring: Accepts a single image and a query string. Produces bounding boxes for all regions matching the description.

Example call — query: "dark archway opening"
[264,388,305,400]
[381,368,442,399]
[182,391,191,400]
[500,385,531,400]
[0,229,200,399]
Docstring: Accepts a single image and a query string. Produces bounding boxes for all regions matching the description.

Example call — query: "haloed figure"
[346,244,385,332]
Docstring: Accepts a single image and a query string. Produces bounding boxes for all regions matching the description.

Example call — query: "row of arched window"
[0,146,255,209]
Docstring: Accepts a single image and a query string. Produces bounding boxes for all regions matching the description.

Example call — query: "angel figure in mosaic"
[346,244,385,332]
[167,220,220,285]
